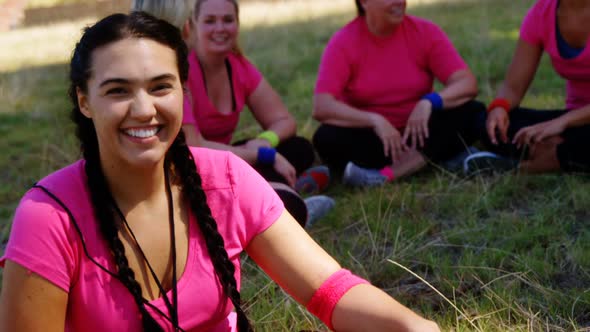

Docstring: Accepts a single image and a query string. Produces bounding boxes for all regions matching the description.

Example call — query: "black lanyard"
[111,165,180,330]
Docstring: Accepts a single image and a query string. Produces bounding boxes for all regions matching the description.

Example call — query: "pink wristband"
[305,269,370,330]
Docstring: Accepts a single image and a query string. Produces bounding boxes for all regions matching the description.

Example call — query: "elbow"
[312,95,328,122]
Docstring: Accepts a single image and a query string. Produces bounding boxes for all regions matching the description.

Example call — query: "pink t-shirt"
[1,148,284,332]
[520,0,590,110]
[183,52,263,144]
[315,15,468,129]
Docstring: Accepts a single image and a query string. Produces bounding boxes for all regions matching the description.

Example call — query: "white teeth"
[125,127,159,138]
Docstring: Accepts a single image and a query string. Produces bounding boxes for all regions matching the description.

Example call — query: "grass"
[1,0,589,330]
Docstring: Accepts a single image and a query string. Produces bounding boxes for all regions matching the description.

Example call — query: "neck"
[196,48,228,71]
[364,16,397,37]
[100,154,168,212]
[561,0,589,10]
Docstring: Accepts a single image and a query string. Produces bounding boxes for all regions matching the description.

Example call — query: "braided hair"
[69,11,252,331]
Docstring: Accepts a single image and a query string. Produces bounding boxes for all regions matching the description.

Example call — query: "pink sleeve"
[237,55,263,97]
[425,22,468,84]
[519,2,543,46]
[314,32,352,99]
[0,189,78,291]
[228,153,284,245]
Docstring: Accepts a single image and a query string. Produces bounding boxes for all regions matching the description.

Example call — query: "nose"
[130,90,157,120]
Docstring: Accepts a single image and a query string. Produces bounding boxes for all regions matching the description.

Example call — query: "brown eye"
[106,87,127,95]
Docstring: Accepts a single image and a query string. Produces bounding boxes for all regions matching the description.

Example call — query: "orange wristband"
[487,98,511,113]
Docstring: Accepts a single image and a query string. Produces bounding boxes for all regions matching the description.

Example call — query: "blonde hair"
[131,0,196,29]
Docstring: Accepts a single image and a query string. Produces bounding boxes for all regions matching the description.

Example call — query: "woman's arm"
[313,94,405,159]
[247,211,439,331]
[313,93,378,128]
[0,261,68,332]
[438,68,478,109]
[247,78,297,141]
[487,39,543,144]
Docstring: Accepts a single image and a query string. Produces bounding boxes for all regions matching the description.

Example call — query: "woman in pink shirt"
[0,12,440,332]
[476,0,590,173]
[313,0,485,186]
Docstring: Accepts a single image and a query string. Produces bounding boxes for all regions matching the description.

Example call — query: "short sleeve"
[1,189,78,292]
[227,154,284,245]
[519,2,543,47]
[424,21,468,84]
[314,31,352,99]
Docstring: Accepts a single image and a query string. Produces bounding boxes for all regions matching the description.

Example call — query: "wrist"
[488,98,511,113]
[421,92,443,112]
[257,130,280,148]
[257,147,276,165]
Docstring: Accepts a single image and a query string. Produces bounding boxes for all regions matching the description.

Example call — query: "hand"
[370,113,405,161]
[409,319,441,332]
[245,138,272,150]
[273,153,296,187]
[512,117,567,149]
[486,107,510,145]
[403,99,432,149]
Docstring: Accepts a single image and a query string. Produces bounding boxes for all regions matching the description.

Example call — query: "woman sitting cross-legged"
[469,0,590,174]
[0,12,440,332]
[313,0,486,187]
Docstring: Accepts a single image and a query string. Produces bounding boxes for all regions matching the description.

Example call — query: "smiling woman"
[0,10,439,332]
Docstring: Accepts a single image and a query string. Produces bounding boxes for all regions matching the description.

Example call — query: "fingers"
[487,118,499,145]
[513,127,531,149]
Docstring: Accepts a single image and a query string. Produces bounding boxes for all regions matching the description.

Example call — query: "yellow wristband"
[257,130,280,148]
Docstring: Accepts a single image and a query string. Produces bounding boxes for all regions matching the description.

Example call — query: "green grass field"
[1,0,589,331]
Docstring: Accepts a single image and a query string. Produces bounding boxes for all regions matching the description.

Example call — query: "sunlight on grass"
[0,18,93,71]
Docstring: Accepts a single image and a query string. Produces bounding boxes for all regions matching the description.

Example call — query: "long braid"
[75,107,164,332]
[168,131,252,332]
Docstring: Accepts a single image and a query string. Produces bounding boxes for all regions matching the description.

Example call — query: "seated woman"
[475,0,590,173]
[132,0,333,227]
[0,12,440,332]
[313,0,485,186]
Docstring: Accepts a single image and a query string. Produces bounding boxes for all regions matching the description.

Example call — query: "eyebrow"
[98,74,177,88]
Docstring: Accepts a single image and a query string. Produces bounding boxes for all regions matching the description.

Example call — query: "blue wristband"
[257,147,276,165]
[422,92,443,112]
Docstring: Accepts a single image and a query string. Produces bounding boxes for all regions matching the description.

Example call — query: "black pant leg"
[482,107,567,159]
[275,136,315,175]
[312,124,391,172]
[420,100,486,162]
[558,124,590,172]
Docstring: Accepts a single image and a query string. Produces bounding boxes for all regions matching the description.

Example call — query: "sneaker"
[342,162,387,187]
[463,151,518,175]
[304,195,335,228]
[294,165,331,195]
[440,146,480,173]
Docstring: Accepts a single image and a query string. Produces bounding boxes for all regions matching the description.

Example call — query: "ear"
[76,87,92,119]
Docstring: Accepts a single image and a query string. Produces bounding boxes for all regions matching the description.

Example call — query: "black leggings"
[313,100,486,171]
[478,107,590,172]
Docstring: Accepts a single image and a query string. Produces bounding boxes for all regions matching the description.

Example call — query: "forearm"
[264,115,297,141]
[313,94,377,128]
[561,104,590,128]
[332,284,435,332]
[201,139,258,164]
[438,70,478,109]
